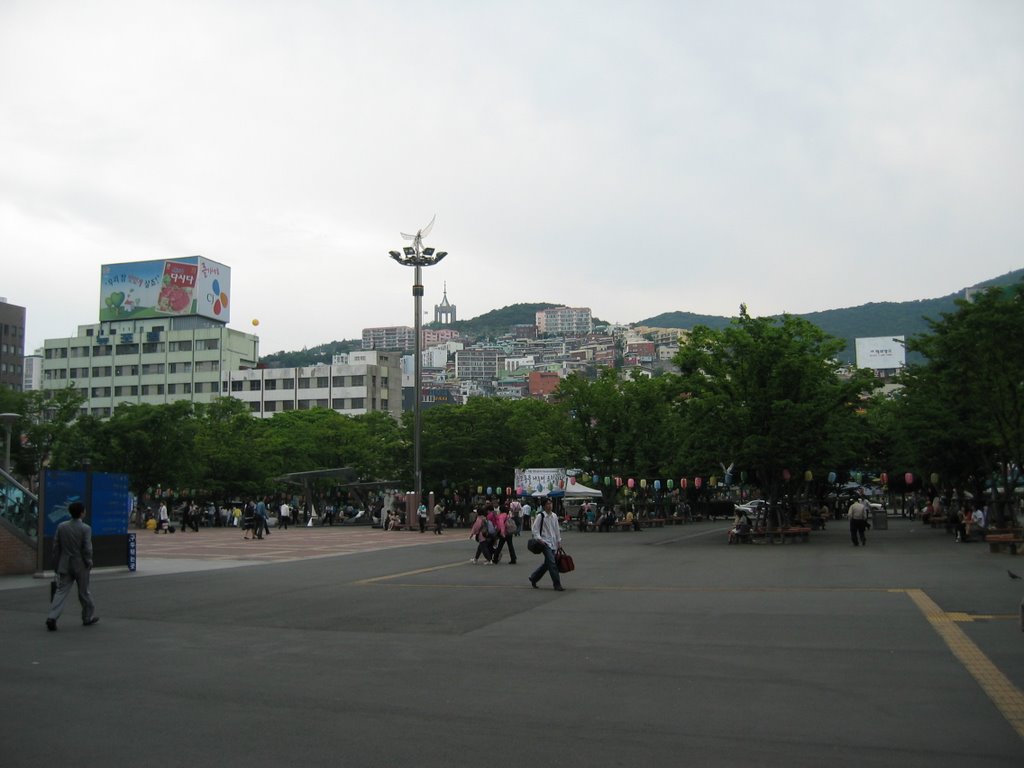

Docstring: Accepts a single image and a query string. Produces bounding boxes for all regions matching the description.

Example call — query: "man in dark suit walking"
[46,501,99,631]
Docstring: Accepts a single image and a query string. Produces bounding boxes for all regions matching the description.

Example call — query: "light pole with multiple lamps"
[389,217,447,520]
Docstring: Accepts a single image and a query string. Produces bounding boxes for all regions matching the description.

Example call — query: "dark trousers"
[530,543,561,587]
[474,538,494,562]
[279,516,290,530]
[419,516,427,533]
[492,533,517,563]
[850,518,867,545]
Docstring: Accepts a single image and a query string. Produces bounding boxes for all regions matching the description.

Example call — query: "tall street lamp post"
[389,217,447,518]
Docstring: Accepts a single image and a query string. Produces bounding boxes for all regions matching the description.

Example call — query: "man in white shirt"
[529,500,565,591]
[847,497,869,547]
[279,501,292,530]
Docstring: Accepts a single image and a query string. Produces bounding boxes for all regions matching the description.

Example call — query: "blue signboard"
[43,471,87,537]
[91,472,131,535]
[44,470,131,536]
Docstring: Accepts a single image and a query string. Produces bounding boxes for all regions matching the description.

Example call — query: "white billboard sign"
[855,336,905,370]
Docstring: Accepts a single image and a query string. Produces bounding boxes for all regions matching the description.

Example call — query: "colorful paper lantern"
[827,471,837,484]
[880,473,887,485]
[667,479,674,489]
[570,477,576,485]
[804,470,813,482]
[604,476,611,486]
[710,475,717,487]
[639,478,647,489]
[695,477,702,489]
[627,478,635,489]
[930,473,939,486]
[681,478,688,489]
[782,469,791,482]
[904,473,913,485]
[654,480,661,491]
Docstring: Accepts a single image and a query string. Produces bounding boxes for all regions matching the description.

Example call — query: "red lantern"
[880,472,888,485]
[627,478,635,489]
[782,469,791,482]
[680,478,688,489]
[905,472,913,485]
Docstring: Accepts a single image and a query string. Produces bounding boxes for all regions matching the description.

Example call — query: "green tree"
[896,283,1024,518]
[673,307,878,501]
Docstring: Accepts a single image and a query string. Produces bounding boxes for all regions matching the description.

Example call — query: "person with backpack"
[491,503,518,564]
[469,504,496,564]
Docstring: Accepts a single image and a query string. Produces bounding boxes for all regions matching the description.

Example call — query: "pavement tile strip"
[905,588,1024,740]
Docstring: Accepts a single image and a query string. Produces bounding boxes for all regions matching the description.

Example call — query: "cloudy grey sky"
[2,0,1022,354]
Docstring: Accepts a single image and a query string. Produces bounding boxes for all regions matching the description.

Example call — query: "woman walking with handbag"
[529,500,565,591]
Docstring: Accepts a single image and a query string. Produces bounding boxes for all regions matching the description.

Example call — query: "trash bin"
[871,508,888,530]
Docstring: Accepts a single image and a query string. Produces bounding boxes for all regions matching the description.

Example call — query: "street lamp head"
[388,251,403,263]
[434,251,448,263]
[403,246,416,257]
[422,247,435,257]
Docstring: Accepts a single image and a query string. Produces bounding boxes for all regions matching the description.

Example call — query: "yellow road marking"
[354,561,467,584]
[906,588,1024,741]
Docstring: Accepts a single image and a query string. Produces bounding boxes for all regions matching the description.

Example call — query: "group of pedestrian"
[243,497,273,540]
[469,501,519,564]
[468,499,566,591]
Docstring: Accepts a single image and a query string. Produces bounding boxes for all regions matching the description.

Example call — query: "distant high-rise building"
[362,326,416,352]
[0,298,26,392]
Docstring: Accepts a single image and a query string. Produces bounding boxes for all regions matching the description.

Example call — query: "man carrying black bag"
[528,500,565,592]
[46,501,99,631]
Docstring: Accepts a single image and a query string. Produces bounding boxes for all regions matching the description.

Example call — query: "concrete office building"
[41,257,258,417]
[42,320,258,418]
[225,351,402,419]
[0,298,26,392]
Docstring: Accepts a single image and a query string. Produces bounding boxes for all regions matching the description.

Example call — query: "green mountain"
[640,269,1024,362]
[262,269,1023,367]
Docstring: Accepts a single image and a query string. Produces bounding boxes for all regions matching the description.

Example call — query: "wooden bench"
[642,518,666,528]
[985,534,1022,555]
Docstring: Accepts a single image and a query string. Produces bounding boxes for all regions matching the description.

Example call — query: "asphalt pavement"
[1,518,1022,767]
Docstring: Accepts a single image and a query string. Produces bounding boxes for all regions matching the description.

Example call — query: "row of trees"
[3,284,1021,518]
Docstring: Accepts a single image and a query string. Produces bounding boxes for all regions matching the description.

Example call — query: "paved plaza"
[1,518,1022,767]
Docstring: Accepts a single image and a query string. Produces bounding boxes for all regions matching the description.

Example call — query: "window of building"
[182,383,191,394]
[298,378,310,389]
[264,401,276,412]
[141,363,165,375]
[197,338,220,350]
[115,343,139,355]
[93,344,112,356]
[231,381,244,392]
[169,340,193,352]
[142,342,164,353]
[195,360,219,373]
[249,380,261,391]
[332,398,344,409]
[316,399,328,408]
[332,376,345,387]
[297,399,310,410]
[282,401,294,411]
[249,401,261,413]
[282,379,294,389]
[209,381,218,393]
[91,387,110,397]
[264,380,277,390]
[351,397,364,409]
[351,375,365,387]
[316,376,329,388]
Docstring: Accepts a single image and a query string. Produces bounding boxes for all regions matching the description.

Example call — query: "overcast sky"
[2,0,1022,355]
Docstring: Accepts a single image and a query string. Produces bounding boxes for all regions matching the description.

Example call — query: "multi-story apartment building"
[535,306,593,336]
[42,319,258,418]
[454,348,505,382]
[225,351,402,419]
[362,326,415,352]
[0,298,26,391]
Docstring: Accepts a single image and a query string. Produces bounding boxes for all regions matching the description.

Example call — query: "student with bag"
[528,500,565,591]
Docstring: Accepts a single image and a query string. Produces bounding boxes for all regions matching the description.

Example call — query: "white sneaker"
[471,558,478,563]
[483,560,492,566]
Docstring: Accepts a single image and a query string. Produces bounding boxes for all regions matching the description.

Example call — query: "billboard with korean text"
[855,336,905,371]
[99,257,231,323]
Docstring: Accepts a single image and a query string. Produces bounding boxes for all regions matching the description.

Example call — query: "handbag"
[555,546,575,573]
[527,538,544,555]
